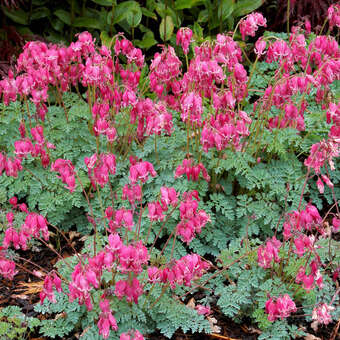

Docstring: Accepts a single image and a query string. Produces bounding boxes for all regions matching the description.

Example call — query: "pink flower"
[148,201,166,221]
[257,237,281,268]
[120,330,144,340]
[51,159,76,192]
[160,187,178,208]
[332,217,340,233]
[97,299,118,339]
[196,305,211,315]
[240,13,267,40]
[0,257,18,280]
[84,153,116,189]
[149,46,181,97]
[265,294,296,321]
[174,159,210,182]
[312,303,334,325]
[176,28,193,55]
[40,273,62,304]
[161,254,209,289]
[129,160,157,184]
[328,4,340,30]
[122,184,142,206]
[316,177,324,194]
[181,92,203,126]
[114,278,143,304]
[147,266,160,283]
[31,125,45,145]
[9,196,17,208]
[4,157,23,178]
[14,139,34,158]
[254,38,266,56]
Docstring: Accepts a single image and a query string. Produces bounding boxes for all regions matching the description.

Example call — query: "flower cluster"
[40,273,62,304]
[257,236,281,269]
[0,250,17,280]
[312,303,335,326]
[240,13,267,41]
[3,198,49,251]
[120,329,144,340]
[51,158,76,192]
[175,159,210,182]
[176,27,193,55]
[328,3,340,30]
[265,294,297,321]
[148,253,210,289]
[177,191,210,243]
[84,153,116,189]
[97,299,118,339]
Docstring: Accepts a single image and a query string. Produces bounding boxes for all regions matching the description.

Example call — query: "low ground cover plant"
[0,4,339,340]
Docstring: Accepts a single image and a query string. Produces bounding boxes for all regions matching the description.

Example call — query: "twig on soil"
[209,333,241,340]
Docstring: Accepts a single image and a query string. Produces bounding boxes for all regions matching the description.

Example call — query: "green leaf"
[134,31,157,49]
[100,31,114,48]
[126,1,142,27]
[174,0,202,10]
[233,0,264,17]
[31,7,50,20]
[112,1,139,24]
[193,22,203,39]
[141,7,157,20]
[50,18,64,32]
[72,16,104,29]
[218,0,234,21]
[90,0,115,5]
[159,16,174,41]
[2,7,29,25]
[197,9,209,23]
[155,3,179,26]
[54,9,71,25]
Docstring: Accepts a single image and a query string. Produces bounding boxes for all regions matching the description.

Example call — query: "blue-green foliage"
[0,305,40,339]
[0,84,338,340]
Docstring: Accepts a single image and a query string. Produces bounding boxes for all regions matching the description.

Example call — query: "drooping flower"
[312,303,335,325]
[240,13,267,40]
[97,299,118,339]
[176,27,193,55]
[265,294,296,321]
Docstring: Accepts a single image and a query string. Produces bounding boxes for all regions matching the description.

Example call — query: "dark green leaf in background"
[2,7,29,25]
[218,0,234,21]
[233,0,263,17]
[54,9,72,25]
[159,15,174,41]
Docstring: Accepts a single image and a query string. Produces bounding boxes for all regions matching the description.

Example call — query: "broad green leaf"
[155,3,179,26]
[50,18,64,32]
[193,22,203,39]
[2,7,29,25]
[91,0,115,5]
[72,16,104,29]
[134,31,157,49]
[100,31,114,48]
[54,9,71,25]
[112,1,138,24]
[159,16,174,41]
[126,2,142,27]
[197,9,209,23]
[31,7,50,20]
[233,0,264,17]
[141,7,157,20]
[174,0,202,10]
[218,0,234,21]
[16,26,34,35]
